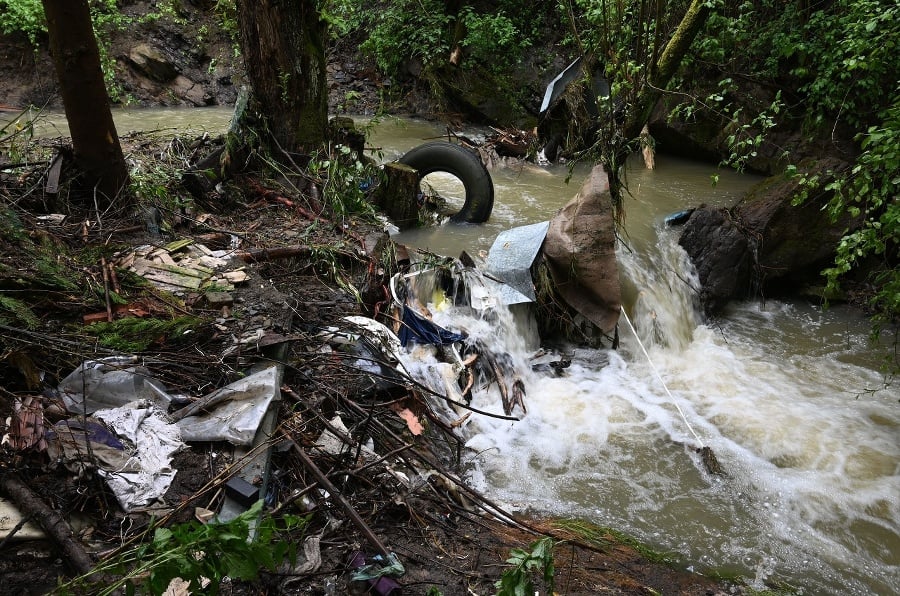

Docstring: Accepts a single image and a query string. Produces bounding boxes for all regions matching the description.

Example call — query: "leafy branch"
[495,536,556,596]
[55,500,307,596]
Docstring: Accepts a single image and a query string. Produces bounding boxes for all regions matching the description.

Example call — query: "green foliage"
[790,0,897,132]
[495,536,555,596]
[58,501,306,595]
[459,8,526,70]
[83,316,204,353]
[0,293,40,329]
[128,136,197,214]
[0,197,27,243]
[308,144,379,219]
[214,0,240,50]
[0,0,129,100]
[322,0,368,39]
[555,518,676,564]
[819,96,900,336]
[722,91,784,172]
[330,0,537,79]
[0,0,44,46]
[0,108,36,164]
[359,0,452,76]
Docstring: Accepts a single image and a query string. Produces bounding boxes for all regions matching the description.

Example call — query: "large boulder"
[126,43,179,82]
[678,157,859,312]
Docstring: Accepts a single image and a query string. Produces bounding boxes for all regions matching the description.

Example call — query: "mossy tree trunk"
[234,0,328,154]
[599,0,714,212]
[42,0,129,207]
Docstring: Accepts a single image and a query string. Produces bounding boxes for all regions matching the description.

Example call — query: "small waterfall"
[618,226,703,351]
[395,264,541,426]
[391,231,899,596]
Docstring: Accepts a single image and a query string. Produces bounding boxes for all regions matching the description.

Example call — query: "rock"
[171,74,211,106]
[127,43,179,82]
[203,291,233,308]
[677,206,752,312]
[678,157,858,312]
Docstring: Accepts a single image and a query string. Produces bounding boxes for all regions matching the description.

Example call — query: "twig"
[0,511,34,551]
[288,439,392,559]
[100,257,113,322]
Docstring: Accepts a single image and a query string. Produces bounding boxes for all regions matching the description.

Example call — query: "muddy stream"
[23,108,900,594]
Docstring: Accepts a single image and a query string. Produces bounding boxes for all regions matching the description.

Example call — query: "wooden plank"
[44,152,64,194]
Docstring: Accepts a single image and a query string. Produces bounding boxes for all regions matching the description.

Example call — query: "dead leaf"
[391,406,423,435]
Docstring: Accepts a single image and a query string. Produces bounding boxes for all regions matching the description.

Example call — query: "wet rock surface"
[678,157,857,312]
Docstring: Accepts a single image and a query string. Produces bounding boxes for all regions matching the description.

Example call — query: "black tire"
[398,141,494,223]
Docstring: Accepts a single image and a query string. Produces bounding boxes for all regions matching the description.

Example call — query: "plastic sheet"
[94,403,184,511]
[485,220,549,304]
[349,551,404,595]
[176,365,279,445]
[58,356,172,414]
[398,307,466,347]
[542,164,621,332]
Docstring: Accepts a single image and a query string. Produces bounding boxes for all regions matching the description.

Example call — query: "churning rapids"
[371,119,899,595]
[27,109,900,594]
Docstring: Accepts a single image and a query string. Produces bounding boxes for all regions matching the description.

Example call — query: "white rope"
[620,308,705,448]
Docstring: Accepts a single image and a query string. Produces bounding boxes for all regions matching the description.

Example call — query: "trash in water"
[664,208,694,227]
[542,165,621,333]
[398,305,467,347]
[484,220,550,304]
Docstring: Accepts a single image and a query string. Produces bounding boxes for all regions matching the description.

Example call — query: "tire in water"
[398,141,494,223]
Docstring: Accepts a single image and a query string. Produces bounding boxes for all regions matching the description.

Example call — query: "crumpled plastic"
[94,403,184,511]
[349,551,404,595]
[398,307,466,347]
[45,402,183,511]
[46,418,134,474]
[58,356,173,414]
[175,365,279,445]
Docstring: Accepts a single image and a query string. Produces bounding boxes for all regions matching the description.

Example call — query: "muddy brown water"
[15,107,900,594]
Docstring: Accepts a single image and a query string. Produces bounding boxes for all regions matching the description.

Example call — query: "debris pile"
[0,131,737,596]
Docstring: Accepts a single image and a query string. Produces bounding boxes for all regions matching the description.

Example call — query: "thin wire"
[620,309,705,448]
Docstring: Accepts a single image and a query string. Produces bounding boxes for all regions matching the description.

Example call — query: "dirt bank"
[0,2,404,118]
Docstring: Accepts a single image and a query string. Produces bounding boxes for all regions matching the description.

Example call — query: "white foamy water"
[20,109,897,592]
[400,229,899,595]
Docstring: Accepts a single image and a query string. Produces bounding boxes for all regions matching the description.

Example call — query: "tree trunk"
[235,0,328,154]
[42,0,129,206]
[606,0,714,207]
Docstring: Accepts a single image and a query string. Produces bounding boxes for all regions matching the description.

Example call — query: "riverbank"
[4,4,895,594]
[0,123,750,594]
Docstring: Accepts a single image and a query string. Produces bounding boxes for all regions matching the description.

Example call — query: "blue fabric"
[398,307,466,347]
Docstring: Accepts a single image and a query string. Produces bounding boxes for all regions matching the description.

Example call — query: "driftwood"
[236,245,314,263]
[0,473,94,575]
[486,126,534,158]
